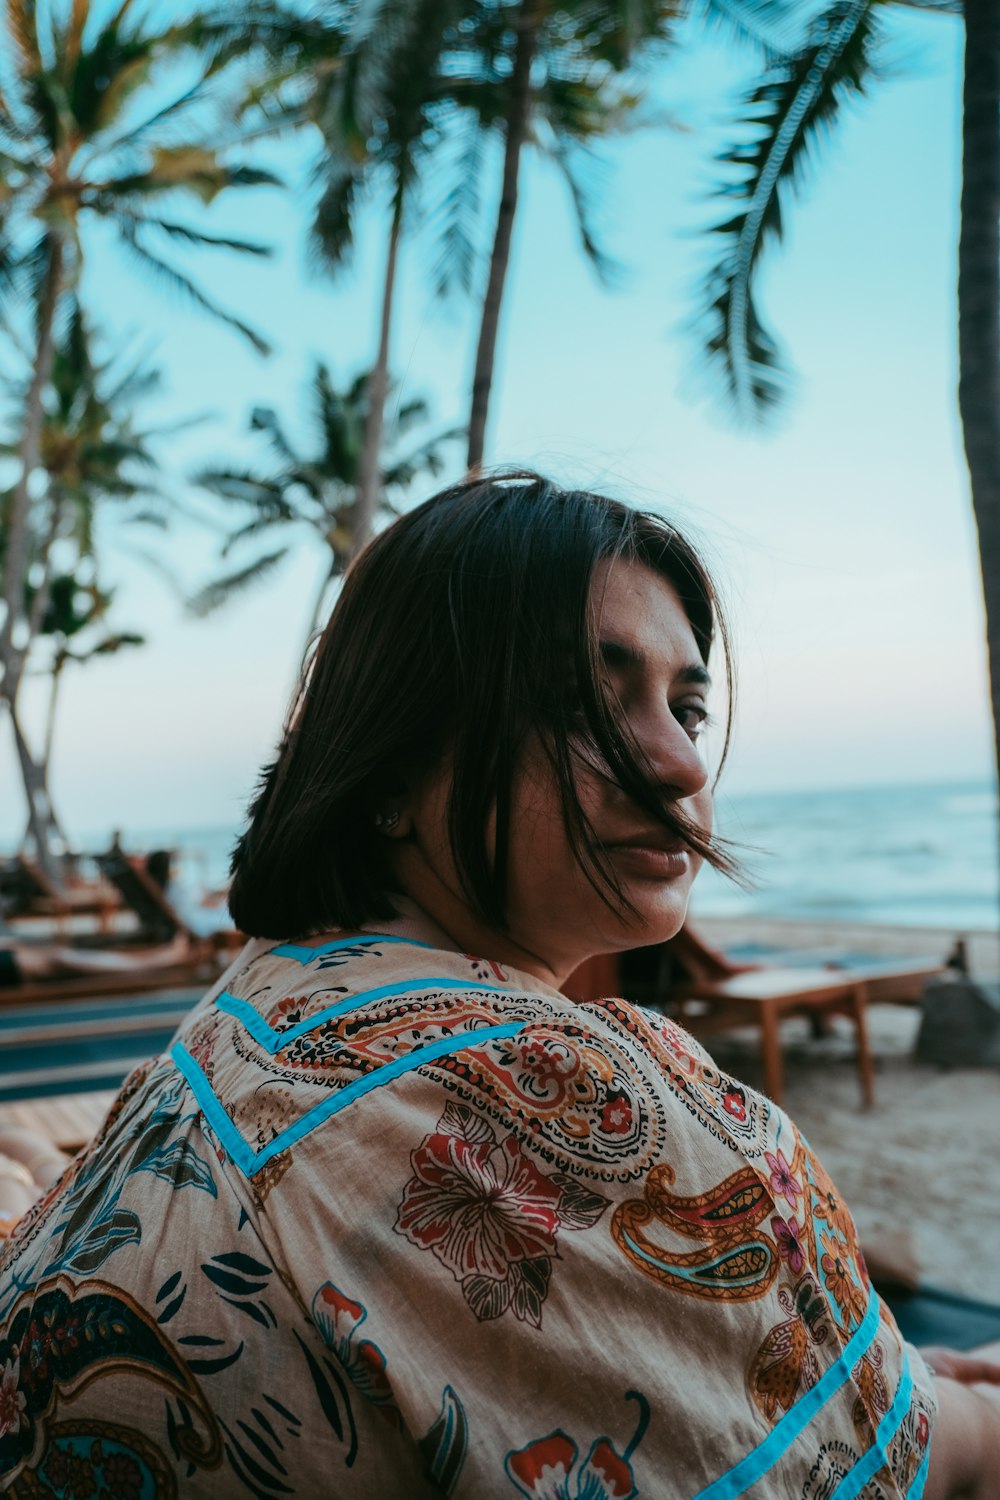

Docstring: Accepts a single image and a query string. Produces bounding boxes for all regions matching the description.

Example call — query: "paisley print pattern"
[612,1159,785,1301]
[0,934,937,1496]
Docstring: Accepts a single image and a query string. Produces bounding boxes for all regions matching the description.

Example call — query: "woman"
[0,474,996,1497]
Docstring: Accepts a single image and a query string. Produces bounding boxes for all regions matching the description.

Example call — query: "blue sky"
[2,3,991,847]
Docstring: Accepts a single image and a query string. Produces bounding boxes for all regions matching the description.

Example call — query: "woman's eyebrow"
[598,639,711,688]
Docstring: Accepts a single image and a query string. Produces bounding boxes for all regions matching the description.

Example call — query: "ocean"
[691,779,999,931]
[20,778,1000,934]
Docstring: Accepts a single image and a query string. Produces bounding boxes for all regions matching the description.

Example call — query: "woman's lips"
[603,843,691,880]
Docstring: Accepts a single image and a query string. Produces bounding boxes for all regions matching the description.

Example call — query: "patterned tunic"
[0,935,936,1497]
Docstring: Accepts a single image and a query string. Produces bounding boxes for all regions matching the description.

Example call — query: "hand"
[921,1346,1000,1386]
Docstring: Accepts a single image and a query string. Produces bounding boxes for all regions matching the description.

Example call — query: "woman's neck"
[362,894,566,994]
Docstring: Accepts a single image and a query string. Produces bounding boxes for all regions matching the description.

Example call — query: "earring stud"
[374,810,400,832]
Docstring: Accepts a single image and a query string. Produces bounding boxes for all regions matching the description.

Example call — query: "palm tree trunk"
[0,235,63,709]
[353,196,404,559]
[10,704,61,873]
[42,653,64,786]
[466,0,542,473]
[0,235,64,877]
[957,0,1000,918]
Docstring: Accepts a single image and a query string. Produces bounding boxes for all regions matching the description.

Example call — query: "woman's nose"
[634,706,709,800]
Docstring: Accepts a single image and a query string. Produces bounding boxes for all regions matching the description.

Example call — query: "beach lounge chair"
[565,924,943,1108]
[93,850,193,943]
[1,855,119,932]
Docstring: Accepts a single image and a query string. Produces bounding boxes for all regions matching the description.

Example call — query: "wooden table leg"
[759,1000,784,1105]
[849,983,876,1110]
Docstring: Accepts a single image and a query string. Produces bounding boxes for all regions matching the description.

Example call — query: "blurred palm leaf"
[699,0,882,418]
[0,0,282,352]
[187,547,289,617]
[191,360,462,638]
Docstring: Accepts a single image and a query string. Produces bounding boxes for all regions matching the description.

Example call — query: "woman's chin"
[589,885,694,955]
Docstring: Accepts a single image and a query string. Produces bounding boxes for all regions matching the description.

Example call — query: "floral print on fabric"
[748,1275,831,1421]
[505,1392,649,1500]
[396,1103,610,1326]
[312,1282,401,1426]
[0,1352,25,1439]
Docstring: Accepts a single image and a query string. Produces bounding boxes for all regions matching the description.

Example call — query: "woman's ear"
[374,804,413,839]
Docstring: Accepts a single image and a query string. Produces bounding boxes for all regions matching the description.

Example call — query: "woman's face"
[390,556,714,987]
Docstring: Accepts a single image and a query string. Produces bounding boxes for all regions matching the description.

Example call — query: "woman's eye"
[673,701,709,739]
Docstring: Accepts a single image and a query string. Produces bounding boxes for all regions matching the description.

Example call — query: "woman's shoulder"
[170,932,783,1195]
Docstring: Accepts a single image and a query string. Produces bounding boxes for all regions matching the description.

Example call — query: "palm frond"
[219,510,295,557]
[132,216,271,257]
[391,395,431,436]
[97,148,280,207]
[555,0,680,72]
[94,77,221,155]
[120,508,166,527]
[64,0,89,66]
[309,163,361,272]
[327,0,422,156]
[115,221,271,354]
[187,547,288,617]
[697,0,799,59]
[85,629,146,657]
[100,353,162,408]
[310,361,361,486]
[249,404,298,464]
[382,423,464,488]
[7,0,43,78]
[84,34,157,135]
[700,0,880,418]
[430,110,487,298]
[540,133,620,287]
[192,465,288,504]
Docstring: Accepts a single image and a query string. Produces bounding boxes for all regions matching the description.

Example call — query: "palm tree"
[0,299,174,856]
[0,0,280,871]
[189,360,462,646]
[455,0,663,470]
[0,0,279,781]
[453,0,784,471]
[698,0,1000,895]
[23,572,144,854]
[226,0,468,555]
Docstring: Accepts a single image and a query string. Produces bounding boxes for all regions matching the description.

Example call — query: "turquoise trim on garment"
[172,1042,258,1175]
[269,934,431,963]
[172,1021,523,1177]
[691,1291,882,1500]
[216,976,514,1052]
[830,1354,913,1498]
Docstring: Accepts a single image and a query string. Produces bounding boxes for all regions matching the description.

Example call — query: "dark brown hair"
[229,472,739,937]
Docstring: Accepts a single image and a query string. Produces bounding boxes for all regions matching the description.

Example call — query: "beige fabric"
[0,935,935,1497]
